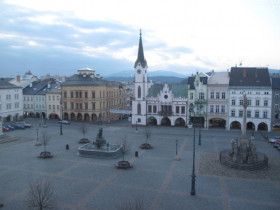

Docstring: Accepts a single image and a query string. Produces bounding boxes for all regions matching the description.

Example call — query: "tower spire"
[134,29,147,68]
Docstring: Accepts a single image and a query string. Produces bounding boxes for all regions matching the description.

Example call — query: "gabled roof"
[147,83,187,98]
[134,30,147,68]
[0,78,21,89]
[23,81,48,95]
[61,74,121,86]
[272,77,280,89]
[187,75,208,90]
[229,67,271,87]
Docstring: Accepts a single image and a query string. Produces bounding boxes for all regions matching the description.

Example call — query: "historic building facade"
[271,77,280,126]
[46,83,62,119]
[0,79,23,122]
[207,71,229,129]
[228,67,272,131]
[61,68,126,122]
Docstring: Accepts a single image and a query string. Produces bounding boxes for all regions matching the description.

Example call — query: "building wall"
[46,93,61,119]
[0,87,23,121]
[62,85,126,122]
[23,95,34,116]
[272,88,280,125]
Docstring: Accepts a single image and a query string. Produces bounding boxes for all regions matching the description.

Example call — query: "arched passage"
[175,117,185,127]
[64,113,69,120]
[84,113,90,121]
[246,122,255,130]
[92,113,97,122]
[161,117,171,126]
[49,113,59,119]
[258,122,268,131]
[70,112,76,120]
[147,116,157,125]
[77,113,83,121]
[230,121,241,130]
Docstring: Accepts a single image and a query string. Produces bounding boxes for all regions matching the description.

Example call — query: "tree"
[39,132,53,158]
[116,137,132,169]
[120,137,129,161]
[26,180,56,210]
[140,127,152,149]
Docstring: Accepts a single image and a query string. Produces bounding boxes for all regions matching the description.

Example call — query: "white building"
[132,31,188,126]
[207,71,229,129]
[46,83,62,119]
[228,67,272,131]
[0,78,23,122]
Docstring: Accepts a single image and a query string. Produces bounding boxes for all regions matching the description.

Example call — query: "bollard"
[135,151,138,157]
[66,144,69,150]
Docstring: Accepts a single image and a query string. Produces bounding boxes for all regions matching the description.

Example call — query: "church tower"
[132,30,148,126]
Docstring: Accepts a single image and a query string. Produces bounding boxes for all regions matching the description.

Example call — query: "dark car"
[273,122,280,128]
[11,124,25,129]
[3,124,15,130]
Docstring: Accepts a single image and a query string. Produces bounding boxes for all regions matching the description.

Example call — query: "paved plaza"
[0,119,280,210]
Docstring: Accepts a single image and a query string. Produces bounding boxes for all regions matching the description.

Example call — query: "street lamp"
[135,120,138,134]
[189,108,196,196]
[198,103,202,146]
[60,123,63,135]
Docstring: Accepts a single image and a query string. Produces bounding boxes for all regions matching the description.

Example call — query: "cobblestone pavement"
[0,119,280,210]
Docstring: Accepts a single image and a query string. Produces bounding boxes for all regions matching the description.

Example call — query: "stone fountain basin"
[78,143,122,159]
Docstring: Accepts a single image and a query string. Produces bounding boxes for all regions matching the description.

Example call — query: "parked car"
[58,120,70,125]
[15,122,32,128]
[2,126,9,132]
[3,124,15,130]
[11,124,25,129]
[268,136,280,143]
[273,122,280,128]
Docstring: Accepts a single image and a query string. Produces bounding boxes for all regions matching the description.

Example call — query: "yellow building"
[61,68,126,122]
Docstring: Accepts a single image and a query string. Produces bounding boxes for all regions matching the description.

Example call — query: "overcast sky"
[1,0,280,78]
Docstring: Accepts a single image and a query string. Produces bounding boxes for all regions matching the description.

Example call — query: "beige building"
[61,68,126,122]
[46,83,62,119]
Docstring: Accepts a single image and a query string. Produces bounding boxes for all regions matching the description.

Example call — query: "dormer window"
[137,69,141,74]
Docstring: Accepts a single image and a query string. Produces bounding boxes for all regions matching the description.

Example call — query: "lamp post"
[176,139,178,156]
[189,108,196,196]
[135,120,138,134]
[198,103,202,146]
[60,123,63,135]
[35,127,41,146]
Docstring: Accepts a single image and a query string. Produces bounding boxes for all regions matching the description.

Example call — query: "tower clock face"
[137,69,141,74]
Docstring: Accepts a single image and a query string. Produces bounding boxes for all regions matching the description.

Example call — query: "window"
[85,92,88,98]
[57,96,59,101]
[181,106,185,114]
[216,105,219,113]
[239,110,243,117]
[137,103,141,114]
[53,96,55,101]
[222,92,226,99]
[79,91,82,98]
[71,102,74,110]
[255,111,259,118]
[199,92,204,100]
[247,100,251,106]
[64,91,67,98]
[92,91,95,98]
[239,100,243,106]
[210,105,214,113]
[153,106,157,113]
[64,102,67,109]
[71,92,74,98]
[49,96,51,101]
[231,110,235,117]
[216,92,220,99]
[276,94,279,99]
[247,110,251,118]
[76,91,79,98]
[15,102,19,108]
[92,102,95,110]
[256,92,260,95]
[221,105,225,113]
[264,92,269,95]
[176,106,179,114]
[148,105,152,113]
[256,100,260,106]
[263,111,268,118]
[275,104,279,109]
[264,100,268,106]
[7,103,12,109]
[190,93,194,100]
[49,105,51,109]
[232,99,235,105]
[85,102,88,110]
[210,92,214,99]
[53,105,55,110]
[138,86,141,98]
[57,105,59,110]
[14,94,19,100]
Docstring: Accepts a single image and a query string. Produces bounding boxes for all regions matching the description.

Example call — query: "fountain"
[78,128,122,159]
[220,92,268,170]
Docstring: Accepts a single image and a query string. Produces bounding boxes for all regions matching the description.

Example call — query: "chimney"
[243,69,247,77]
[30,82,33,88]
[16,75,20,82]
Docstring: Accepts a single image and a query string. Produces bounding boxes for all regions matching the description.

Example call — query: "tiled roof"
[61,74,121,86]
[23,81,48,95]
[147,83,187,98]
[0,78,20,89]
[208,72,229,85]
[272,77,280,89]
[188,75,208,90]
[229,67,271,87]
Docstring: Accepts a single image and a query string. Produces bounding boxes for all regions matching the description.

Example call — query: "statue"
[98,128,103,138]
[95,128,106,148]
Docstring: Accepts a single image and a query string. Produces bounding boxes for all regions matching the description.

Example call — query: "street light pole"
[198,102,202,146]
[135,121,138,134]
[190,117,196,196]
[60,123,63,135]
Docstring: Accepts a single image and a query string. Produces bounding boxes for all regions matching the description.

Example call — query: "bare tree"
[26,180,56,210]
[144,127,151,144]
[41,132,50,154]
[118,196,145,210]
